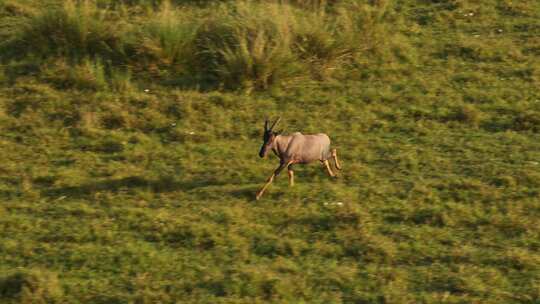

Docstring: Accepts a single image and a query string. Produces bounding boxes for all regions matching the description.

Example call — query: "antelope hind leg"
[288,166,294,187]
[332,149,342,170]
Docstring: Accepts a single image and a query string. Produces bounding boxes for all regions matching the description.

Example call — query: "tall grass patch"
[41,58,108,90]
[133,1,199,81]
[1,0,396,90]
[194,2,302,90]
[0,0,131,62]
[38,57,135,92]
[191,1,394,90]
[0,269,64,304]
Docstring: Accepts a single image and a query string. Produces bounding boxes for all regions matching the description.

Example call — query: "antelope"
[256,117,342,200]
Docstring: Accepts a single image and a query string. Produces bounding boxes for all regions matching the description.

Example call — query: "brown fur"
[256,118,341,200]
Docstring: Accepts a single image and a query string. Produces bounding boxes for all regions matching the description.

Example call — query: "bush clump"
[513,111,540,132]
[0,269,64,304]
[1,0,131,62]
[190,1,390,90]
[1,0,393,91]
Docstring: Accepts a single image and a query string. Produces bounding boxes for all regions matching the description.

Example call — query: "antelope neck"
[271,134,290,157]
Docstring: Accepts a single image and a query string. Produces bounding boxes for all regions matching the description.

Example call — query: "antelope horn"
[264,119,269,131]
[270,117,281,131]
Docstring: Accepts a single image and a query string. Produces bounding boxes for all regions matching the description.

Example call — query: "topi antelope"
[256,117,342,200]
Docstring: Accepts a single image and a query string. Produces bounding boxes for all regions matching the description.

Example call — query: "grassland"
[0,0,539,303]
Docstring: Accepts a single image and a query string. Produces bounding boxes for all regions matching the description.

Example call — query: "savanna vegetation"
[0,0,539,303]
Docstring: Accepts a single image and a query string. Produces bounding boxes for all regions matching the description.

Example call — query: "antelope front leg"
[323,160,337,178]
[256,174,275,201]
[256,161,290,200]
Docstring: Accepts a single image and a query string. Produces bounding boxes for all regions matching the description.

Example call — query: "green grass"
[1,0,539,303]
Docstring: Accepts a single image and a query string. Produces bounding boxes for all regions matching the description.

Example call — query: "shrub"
[513,111,540,132]
[193,1,303,91]
[110,68,134,92]
[0,269,64,304]
[293,1,389,80]
[191,1,388,90]
[1,0,394,91]
[0,64,6,84]
[42,58,108,90]
[0,0,130,62]
[134,1,199,80]
[452,104,482,127]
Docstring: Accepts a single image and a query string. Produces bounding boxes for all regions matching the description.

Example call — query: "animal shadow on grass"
[41,176,232,200]
[229,187,258,200]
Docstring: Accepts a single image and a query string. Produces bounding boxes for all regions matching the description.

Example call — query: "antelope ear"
[276,129,284,134]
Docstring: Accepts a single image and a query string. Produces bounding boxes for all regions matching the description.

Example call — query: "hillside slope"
[1,0,539,303]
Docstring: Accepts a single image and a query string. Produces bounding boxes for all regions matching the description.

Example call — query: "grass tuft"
[0,269,63,304]
[134,0,199,81]
[1,0,130,62]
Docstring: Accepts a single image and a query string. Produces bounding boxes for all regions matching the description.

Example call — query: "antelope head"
[259,117,281,158]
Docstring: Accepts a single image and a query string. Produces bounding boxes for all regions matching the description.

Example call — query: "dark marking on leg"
[256,161,292,200]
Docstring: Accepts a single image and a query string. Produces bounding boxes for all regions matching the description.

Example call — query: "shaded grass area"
[0,0,394,91]
[1,0,540,303]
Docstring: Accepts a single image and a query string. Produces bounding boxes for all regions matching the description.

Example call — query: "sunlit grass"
[0,0,539,303]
